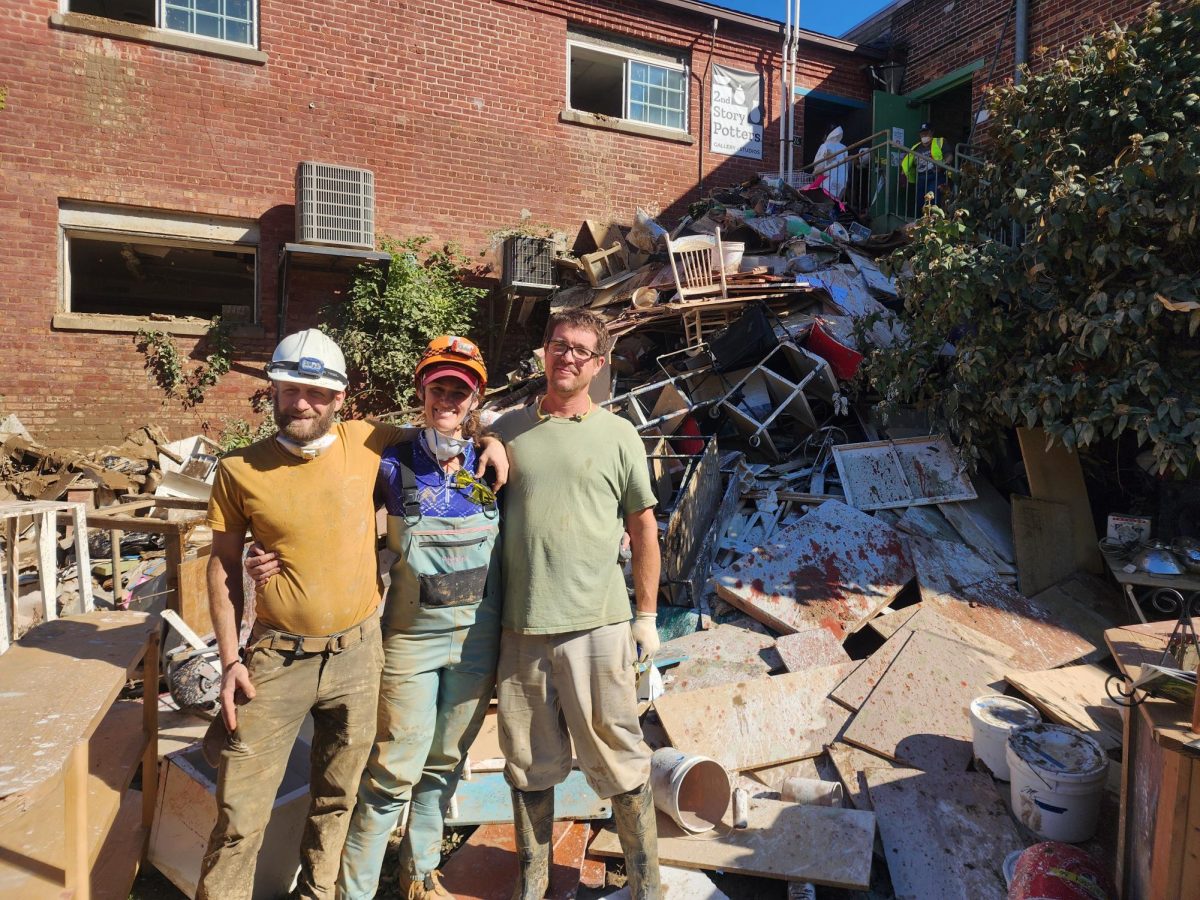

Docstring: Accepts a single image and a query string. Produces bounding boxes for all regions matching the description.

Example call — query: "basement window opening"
[568,36,688,132]
[66,0,257,47]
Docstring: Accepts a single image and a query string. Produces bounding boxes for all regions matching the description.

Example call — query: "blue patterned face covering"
[422,427,471,462]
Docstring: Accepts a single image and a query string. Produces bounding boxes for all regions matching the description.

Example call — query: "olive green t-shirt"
[206,419,406,636]
[492,403,657,634]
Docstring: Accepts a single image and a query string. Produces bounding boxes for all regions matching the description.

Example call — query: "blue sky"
[717,0,894,38]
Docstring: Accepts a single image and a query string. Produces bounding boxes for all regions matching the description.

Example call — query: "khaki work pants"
[497,621,651,800]
[197,616,384,900]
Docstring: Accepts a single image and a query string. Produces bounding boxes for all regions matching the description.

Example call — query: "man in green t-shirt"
[492,309,662,900]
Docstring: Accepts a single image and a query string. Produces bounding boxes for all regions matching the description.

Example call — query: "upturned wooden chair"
[666,227,728,301]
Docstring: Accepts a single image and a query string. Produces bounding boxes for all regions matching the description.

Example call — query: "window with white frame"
[60,203,259,322]
[67,0,258,47]
[568,33,688,132]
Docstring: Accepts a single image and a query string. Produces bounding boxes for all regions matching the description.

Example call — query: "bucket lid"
[1008,723,1107,779]
[971,694,1041,730]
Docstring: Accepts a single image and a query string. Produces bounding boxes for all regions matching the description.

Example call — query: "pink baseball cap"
[421,364,481,392]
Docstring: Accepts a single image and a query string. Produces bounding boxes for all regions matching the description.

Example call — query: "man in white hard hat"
[198,329,505,900]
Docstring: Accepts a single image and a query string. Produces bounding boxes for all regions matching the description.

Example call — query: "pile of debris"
[464,182,1131,897]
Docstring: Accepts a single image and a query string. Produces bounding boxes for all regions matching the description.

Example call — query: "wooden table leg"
[63,740,90,900]
[110,529,122,606]
[141,630,160,859]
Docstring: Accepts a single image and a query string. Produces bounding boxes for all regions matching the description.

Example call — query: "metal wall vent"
[295,162,375,250]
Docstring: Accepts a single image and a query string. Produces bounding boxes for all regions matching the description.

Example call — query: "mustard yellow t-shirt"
[206,419,405,636]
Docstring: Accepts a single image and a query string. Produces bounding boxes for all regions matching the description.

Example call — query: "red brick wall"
[890,0,1182,115]
[0,0,869,447]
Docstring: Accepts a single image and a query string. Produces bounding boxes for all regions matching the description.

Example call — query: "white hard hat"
[266,329,348,392]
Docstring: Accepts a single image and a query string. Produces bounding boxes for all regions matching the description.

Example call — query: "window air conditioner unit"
[500,236,556,293]
[295,162,375,250]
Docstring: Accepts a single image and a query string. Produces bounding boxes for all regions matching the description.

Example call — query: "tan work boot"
[611,781,661,900]
[405,869,453,899]
[510,786,554,900]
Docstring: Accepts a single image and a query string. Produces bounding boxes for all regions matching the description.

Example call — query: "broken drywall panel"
[910,535,1099,670]
[825,742,902,812]
[447,770,608,825]
[867,768,1021,900]
[712,500,914,639]
[1011,495,1075,596]
[842,630,1008,771]
[439,821,589,900]
[661,658,771,694]
[1005,664,1124,751]
[775,628,852,673]
[656,621,782,673]
[1017,426,1102,575]
[831,608,1015,712]
[589,798,876,889]
[832,436,976,511]
[654,665,853,771]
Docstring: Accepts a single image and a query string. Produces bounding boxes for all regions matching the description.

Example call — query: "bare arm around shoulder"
[208,528,257,730]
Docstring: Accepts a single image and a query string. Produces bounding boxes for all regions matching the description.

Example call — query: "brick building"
[0,0,875,447]
[843,0,1179,156]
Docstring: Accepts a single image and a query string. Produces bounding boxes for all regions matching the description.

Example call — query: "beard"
[274,399,338,443]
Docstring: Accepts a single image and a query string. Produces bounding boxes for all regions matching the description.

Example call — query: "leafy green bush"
[323,237,485,415]
[868,4,1200,475]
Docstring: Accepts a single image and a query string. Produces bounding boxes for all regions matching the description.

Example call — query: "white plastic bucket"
[1007,723,1108,843]
[721,242,745,273]
[780,776,844,807]
[969,694,1041,781]
[649,748,731,834]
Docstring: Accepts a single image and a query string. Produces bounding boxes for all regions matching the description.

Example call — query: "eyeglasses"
[545,339,603,363]
[451,469,496,508]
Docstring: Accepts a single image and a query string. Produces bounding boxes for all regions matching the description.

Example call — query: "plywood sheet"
[1011,495,1074,596]
[589,798,876,889]
[865,604,921,639]
[662,658,772,694]
[440,821,589,900]
[654,665,853,771]
[826,742,902,812]
[894,504,966,545]
[911,536,1099,670]
[867,768,1021,900]
[712,501,914,639]
[657,623,781,672]
[1017,426,1102,574]
[842,630,1008,771]
[1006,664,1124,750]
[938,475,1017,565]
[832,436,975,510]
[831,608,1014,712]
[775,628,851,673]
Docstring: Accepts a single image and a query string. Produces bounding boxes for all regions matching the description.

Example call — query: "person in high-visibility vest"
[901,122,947,213]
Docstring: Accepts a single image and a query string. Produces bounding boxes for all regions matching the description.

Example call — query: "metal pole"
[778,0,792,179]
[787,0,800,179]
[1014,0,1028,84]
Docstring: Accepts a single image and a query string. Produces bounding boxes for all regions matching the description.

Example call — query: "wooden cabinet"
[0,611,159,899]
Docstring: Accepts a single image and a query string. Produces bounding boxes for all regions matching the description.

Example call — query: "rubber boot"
[610,782,661,900]
[509,787,554,900]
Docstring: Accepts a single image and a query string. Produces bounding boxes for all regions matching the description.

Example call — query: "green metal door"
[870,90,926,228]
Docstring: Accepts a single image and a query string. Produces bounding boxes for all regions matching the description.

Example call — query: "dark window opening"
[569,45,625,118]
[69,237,255,320]
[68,0,155,26]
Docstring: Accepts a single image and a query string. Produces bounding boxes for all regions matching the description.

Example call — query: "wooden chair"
[666,227,728,301]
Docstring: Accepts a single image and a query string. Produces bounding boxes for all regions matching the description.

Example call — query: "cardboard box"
[149,739,311,899]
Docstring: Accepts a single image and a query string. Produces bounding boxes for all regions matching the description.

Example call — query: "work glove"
[631,611,660,664]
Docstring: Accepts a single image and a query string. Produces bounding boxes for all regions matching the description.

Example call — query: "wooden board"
[1017,426,1102,574]
[1005,664,1124,750]
[775,628,851,673]
[1011,495,1074,596]
[825,742,901,812]
[1027,573,1121,661]
[439,821,589,900]
[865,604,921,640]
[654,665,853,771]
[831,608,1015,712]
[937,475,1017,569]
[894,505,967,545]
[842,630,1008,771]
[712,501,914,640]
[0,611,155,814]
[657,622,781,673]
[589,798,876,889]
[447,770,608,825]
[867,768,1021,900]
[662,658,774,694]
[910,536,1098,670]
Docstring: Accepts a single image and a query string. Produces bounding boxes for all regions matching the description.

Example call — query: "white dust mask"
[423,428,470,462]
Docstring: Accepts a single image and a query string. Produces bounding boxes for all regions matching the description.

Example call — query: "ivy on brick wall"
[868,3,1200,475]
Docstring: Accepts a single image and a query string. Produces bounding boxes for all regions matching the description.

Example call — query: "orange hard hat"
[414,335,488,393]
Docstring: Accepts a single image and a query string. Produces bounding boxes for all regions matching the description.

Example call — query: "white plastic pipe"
[787,0,800,179]
[778,0,793,179]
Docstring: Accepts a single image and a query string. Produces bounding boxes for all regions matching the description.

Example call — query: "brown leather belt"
[249,616,376,656]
